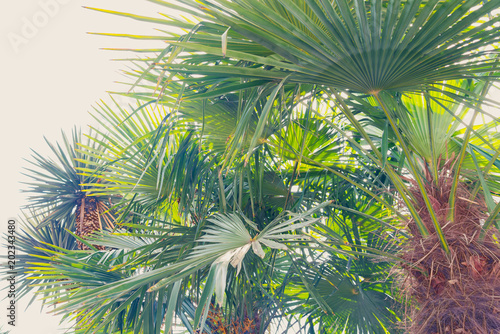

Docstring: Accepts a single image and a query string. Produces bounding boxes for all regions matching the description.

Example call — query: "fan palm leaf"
[123,0,500,95]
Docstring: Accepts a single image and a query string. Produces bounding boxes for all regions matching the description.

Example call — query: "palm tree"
[14,0,500,333]
[12,129,119,307]
[22,129,116,251]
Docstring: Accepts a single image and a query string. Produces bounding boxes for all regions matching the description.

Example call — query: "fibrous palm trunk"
[75,196,105,250]
[402,165,500,334]
[194,304,261,334]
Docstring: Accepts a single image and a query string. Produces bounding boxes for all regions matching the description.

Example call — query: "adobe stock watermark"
[7,0,72,54]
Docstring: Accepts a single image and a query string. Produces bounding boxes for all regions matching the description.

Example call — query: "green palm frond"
[124,0,500,95]
[26,204,335,333]
[264,191,405,333]
[1,211,77,302]
[23,128,116,224]
[79,99,213,220]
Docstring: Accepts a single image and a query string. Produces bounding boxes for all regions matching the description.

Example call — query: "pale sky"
[1,1,165,332]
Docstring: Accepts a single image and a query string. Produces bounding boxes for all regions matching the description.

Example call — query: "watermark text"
[7,0,72,54]
[6,219,17,327]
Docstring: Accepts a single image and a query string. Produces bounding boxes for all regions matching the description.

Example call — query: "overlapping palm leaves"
[19,93,406,333]
[8,212,77,301]
[101,0,499,330]
[277,185,404,333]
[99,0,500,242]
[106,0,500,94]
[15,0,500,333]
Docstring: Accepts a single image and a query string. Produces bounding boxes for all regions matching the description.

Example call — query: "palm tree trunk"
[75,196,105,250]
[402,166,500,333]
